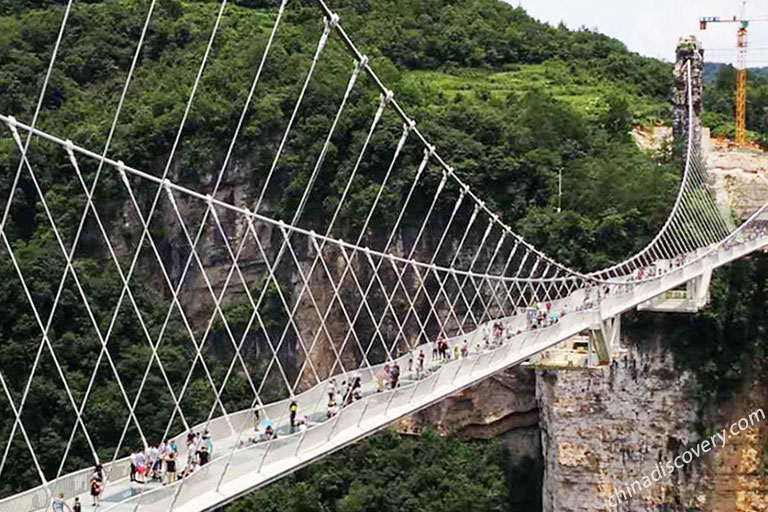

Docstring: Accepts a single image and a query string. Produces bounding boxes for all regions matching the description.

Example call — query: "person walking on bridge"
[289,400,298,430]
[165,451,177,485]
[390,362,400,389]
[90,470,102,507]
[52,494,71,512]
[129,451,138,483]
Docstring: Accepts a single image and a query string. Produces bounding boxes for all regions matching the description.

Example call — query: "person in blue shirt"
[52,494,71,512]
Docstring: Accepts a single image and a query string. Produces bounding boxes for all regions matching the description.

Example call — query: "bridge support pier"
[637,269,712,313]
[589,315,620,365]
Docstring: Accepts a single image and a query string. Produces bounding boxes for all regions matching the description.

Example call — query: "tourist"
[461,341,468,358]
[343,381,353,405]
[198,442,209,466]
[165,451,177,485]
[158,441,168,468]
[129,450,138,483]
[390,362,400,389]
[453,344,459,360]
[377,367,387,392]
[204,431,213,457]
[72,497,81,512]
[185,440,197,477]
[94,464,104,487]
[418,349,425,374]
[135,450,147,483]
[327,398,338,418]
[90,470,102,507]
[432,338,439,359]
[289,400,298,430]
[350,372,362,399]
[328,378,337,402]
[52,493,71,512]
[149,444,160,480]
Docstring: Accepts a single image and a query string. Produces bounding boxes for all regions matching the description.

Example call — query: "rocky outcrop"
[674,36,704,145]
[704,130,768,221]
[404,366,538,439]
[537,315,768,512]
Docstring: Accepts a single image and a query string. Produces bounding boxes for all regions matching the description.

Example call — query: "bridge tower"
[673,36,704,148]
[637,36,716,314]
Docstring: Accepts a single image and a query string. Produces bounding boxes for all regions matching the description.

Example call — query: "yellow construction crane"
[700,1,768,145]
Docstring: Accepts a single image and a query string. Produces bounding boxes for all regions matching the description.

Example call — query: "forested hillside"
[0,0,678,500]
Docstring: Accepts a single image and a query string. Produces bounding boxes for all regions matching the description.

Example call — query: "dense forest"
[223,429,526,512]
[0,0,685,502]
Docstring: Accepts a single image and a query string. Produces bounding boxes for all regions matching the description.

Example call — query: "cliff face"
[704,129,768,221]
[537,315,768,512]
[114,152,487,395]
[404,315,767,512]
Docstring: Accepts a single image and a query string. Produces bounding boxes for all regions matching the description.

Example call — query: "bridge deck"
[3,233,764,512]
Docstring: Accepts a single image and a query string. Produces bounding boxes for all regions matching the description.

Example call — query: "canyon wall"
[405,313,767,512]
[538,315,768,512]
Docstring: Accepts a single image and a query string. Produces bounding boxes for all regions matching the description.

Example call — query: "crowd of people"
[50,429,214,510]
[526,301,567,330]
[126,431,213,489]
[326,372,365,418]
[240,399,315,447]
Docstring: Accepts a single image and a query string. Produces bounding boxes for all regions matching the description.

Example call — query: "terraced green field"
[402,63,670,124]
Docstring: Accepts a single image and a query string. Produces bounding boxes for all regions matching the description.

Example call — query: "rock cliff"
[537,315,768,511]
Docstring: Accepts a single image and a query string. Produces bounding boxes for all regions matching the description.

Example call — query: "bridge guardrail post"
[450,355,471,385]
[429,366,443,394]
[356,400,371,429]
[257,441,273,474]
[382,387,398,416]
[407,381,419,405]
[468,353,482,376]
[487,345,500,368]
[294,430,308,457]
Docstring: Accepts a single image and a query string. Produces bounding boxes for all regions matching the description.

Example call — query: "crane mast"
[736,23,748,145]
[700,1,766,146]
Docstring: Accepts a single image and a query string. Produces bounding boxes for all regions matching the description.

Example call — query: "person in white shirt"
[129,452,138,483]
[150,445,161,479]
[185,441,197,476]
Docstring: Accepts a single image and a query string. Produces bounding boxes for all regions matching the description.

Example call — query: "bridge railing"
[110,303,605,512]
[0,460,130,512]
[7,223,768,512]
